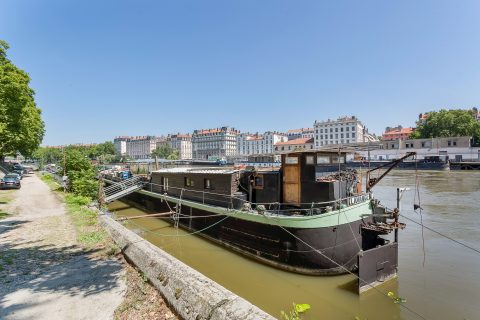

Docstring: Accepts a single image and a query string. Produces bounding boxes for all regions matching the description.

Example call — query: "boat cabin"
[149,150,360,211]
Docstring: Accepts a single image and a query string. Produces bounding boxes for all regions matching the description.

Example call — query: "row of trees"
[0,40,45,158]
[410,109,480,142]
[33,141,117,167]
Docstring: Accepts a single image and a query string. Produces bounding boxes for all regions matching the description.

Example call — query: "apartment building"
[237,131,287,156]
[313,116,377,147]
[274,137,314,153]
[192,127,239,160]
[113,136,129,155]
[157,133,192,160]
[126,136,161,159]
[286,128,314,140]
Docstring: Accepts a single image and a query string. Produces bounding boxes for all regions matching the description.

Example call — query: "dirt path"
[0,172,126,320]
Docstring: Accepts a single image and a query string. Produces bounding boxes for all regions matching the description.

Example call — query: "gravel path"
[0,172,126,320]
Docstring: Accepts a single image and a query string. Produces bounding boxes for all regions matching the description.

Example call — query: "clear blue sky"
[1,0,479,145]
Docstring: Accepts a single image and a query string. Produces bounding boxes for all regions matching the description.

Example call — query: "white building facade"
[192,127,239,160]
[237,132,287,156]
[162,133,192,160]
[113,136,128,155]
[126,136,161,159]
[314,116,377,147]
[287,128,314,141]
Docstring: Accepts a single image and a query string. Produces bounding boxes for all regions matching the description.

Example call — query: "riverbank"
[0,172,176,319]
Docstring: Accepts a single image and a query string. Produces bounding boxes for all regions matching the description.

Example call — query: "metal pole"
[395,188,400,243]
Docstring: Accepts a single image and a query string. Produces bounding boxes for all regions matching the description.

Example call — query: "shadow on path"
[0,240,123,318]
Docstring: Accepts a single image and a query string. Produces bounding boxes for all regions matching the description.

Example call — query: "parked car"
[23,166,34,173]
[12,169,24,179]
[0,174,21,189]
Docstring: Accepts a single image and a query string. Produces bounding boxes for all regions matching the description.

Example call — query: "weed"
[79,231,106,246]
[0,211,10,220]
[280,303,311,320]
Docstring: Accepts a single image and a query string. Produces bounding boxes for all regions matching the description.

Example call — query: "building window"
[453,141,457,146]
[352,133,355,138]
[346,133,350,138]
[346,127,349,131]
[330,134,333,139]
[204,178,211,189]
[421,142,425,147]
[448,141,451,146]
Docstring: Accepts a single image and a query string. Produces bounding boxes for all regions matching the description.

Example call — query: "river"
[108,170,480,320]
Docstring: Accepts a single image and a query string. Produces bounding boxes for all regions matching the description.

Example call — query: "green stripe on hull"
[138,189,372,229]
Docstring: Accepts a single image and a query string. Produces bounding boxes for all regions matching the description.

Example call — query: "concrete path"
[0,172,126,320]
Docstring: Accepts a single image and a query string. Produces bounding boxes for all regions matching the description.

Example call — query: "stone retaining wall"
[99,215,275,320]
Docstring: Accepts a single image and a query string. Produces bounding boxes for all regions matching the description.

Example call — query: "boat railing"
[141,181,370,216]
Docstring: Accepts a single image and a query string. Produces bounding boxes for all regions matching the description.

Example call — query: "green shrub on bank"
[65,194,106,247]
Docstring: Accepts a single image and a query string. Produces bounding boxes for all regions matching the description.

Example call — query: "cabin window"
[317,155,331,164]
[184,177,194,187]
[253,175,264,189]
[204,178,212,189]
[306,155,314,164]
[285,156,299,164]
[332,155,345,163]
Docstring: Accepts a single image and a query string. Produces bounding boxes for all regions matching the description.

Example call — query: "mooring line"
[400,213,480,255]
[277,225,427,320]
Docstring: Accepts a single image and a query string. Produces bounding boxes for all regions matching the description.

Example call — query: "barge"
[105,150,408,293]
[347,155,449,170]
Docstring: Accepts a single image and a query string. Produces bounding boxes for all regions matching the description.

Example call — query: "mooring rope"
[276,224,427,320]
[399,213,480,255]
[125,215,231,238]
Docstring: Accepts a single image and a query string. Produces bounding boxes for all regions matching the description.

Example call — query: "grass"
[64,194,107,248]
[0,211,11,220]
[38,172,63,191]
[38,173,108,250]
[0,189,15,204]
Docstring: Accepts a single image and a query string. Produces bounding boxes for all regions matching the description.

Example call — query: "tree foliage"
[151,144,179,160]
[411,109,480,142]
[0,40,45,158]
[64,148,99,199]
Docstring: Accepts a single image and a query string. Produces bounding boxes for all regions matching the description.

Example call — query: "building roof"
[384,127,413,135]
[287,128,313,133]
[274,137,314,146]
[153,167,239,174]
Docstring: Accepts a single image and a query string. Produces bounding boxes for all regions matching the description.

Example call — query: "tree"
[151,144,176,159]
[412,109,480,141]
[63,148,99,199]
[0,40,45,158]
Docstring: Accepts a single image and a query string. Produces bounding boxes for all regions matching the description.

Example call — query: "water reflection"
[109,170,480,320]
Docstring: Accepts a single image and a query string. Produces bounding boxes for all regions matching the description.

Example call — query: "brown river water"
[108,171,480,320]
